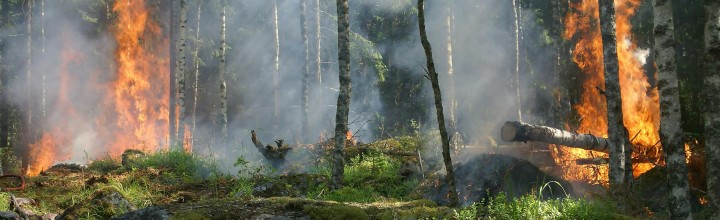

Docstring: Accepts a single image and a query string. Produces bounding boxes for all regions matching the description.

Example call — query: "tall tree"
[598,0,632,207]
[704,0,720,217]
[315,0,322,84]
[446,0,459,150]
[511,0,522,122]
[169,0,177,148]
[331,0,350,190]
[191,1,202,149]
[40,0,45,123]
[219,4,228,140]
[272,0,280,132]
[654,0,693,218]
[300,0,310,142]
[174,0,188,150]
[418,0,458,207]
[25,0,33,143]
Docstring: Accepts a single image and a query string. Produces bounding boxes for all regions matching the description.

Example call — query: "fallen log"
[501,121,609,153]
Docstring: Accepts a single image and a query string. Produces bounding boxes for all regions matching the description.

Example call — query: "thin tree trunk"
[315,0,322,84]
[704,0,720,217]
[300,0,310,143]
[446,0,459,150]
[598,0,632,208]
[40,0,45,124]
[25,0,33,142]
[272,0,280,132]
[169,0,177,147]
[418,0,458,207]
[175,0,188,150]
[191,1,202,149]
[511,0,522,122]
[331,0,350,191]
[551,0,563,128]
[219,5,228,140]
[654,1,692,219]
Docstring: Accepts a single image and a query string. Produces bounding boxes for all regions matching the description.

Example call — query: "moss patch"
[303,204,369,220]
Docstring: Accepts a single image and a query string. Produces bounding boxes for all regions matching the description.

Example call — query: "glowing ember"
[552,0,660,184]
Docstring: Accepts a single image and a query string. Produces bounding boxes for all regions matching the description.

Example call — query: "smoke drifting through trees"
[1,0,553,173]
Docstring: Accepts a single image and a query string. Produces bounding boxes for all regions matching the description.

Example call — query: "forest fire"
[26,0,170,175]
[553,0,660,184]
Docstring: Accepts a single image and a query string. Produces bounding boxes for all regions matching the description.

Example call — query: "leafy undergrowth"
[3,138,634,219]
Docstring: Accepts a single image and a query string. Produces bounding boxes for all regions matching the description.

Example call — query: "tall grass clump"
[137,149,221,181]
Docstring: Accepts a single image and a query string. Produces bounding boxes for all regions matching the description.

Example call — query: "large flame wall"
[552,0,661,184]
[26,0,169,175]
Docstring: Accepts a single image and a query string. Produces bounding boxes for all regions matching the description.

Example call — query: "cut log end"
[501,121,520,142]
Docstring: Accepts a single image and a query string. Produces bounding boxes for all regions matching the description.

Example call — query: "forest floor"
[0,136,667,219]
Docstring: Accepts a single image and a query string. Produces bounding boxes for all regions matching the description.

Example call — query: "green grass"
[135,149,221,182]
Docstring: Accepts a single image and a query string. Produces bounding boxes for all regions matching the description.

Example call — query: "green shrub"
[87,157,122,173]
[303,204,370,220]
[466,192,625,220]
[136,149,219,182]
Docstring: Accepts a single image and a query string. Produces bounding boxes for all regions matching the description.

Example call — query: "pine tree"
[331,0,350,190]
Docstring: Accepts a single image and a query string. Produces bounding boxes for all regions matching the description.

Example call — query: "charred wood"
[501,121,609,153]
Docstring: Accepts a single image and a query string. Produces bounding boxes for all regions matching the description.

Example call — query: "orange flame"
[553,0,660,184]
[26,0,172,175]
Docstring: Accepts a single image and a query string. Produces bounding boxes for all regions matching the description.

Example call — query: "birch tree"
[219,4,228,140]
[704,0,720,217]
[315,0,322,84]
[418,0,458,207]
[331,0,350,190]
[446,0,460,150]
[301,0,310,142]
[654,0,692,218]
[191,1,202,148]
[272,0,280,132]
[25,0,33,141]
[598,0,632,206]
[511,0,522,121]
[174,0,188,150]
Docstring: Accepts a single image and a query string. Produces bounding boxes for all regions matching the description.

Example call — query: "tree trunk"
[169,0,177,147]
[598,0,632,207]
[501,121,610,152]
[315,0,322,84]
[446,0,460,150]
[300,0,309,143]
[174,0,188,150]
[704,0,720,217]
[219,5,228,140]
[40,0,45,124]
[418,0,458,207]
[25,0,33,144]
[653,0,692,219]
[331,0,350,191]
[272,0,280,132]
[511,0,522,122]
[191,1,202,149]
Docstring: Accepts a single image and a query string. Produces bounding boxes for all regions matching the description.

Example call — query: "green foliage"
[136,149,220,182]
[350,32,387,82]
[303,204,370,220]
[87,157,122,173]
[318,152,418,203]
[463,192,625,220]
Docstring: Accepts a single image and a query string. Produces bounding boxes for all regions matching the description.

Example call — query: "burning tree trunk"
[331,0,351,191]
[174,0,188,150]
[272,0,280,132]
[501,121,609,152]
[704,0,720,217]
[300,0,310,143]
[653,0,692,218]
[418,0,458,207]
[598,0,632,205]
[218,5,228,140]
[191,1,202,148]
